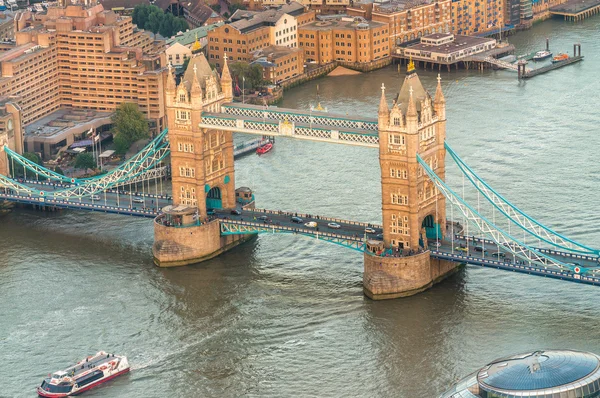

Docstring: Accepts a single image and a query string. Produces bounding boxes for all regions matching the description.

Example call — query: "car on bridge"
[455,246,469,253]
[491,252,506,258]
[365,227,376,234]
[473,246,487,254]
[133,197,144,204]
[305,221,317,228]
[231,209,241,215]
[327,222,341,229]
[90,195,100,201]
[291,216,303,223]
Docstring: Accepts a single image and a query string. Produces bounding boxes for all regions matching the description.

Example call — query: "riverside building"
[298,16,389,64]
[347,0,452,46]
[207,2,314,68]
[0,0,168,158]
[440,350,600,398]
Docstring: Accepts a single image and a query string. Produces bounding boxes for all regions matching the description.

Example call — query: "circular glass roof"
[478,350,600,391]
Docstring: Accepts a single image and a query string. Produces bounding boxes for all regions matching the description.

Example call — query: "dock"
[550,0,600,21]
[518,44,583,79]
[520,55,584,79]
[234,137,273,159]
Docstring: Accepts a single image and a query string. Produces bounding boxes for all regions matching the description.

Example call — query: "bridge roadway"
[4,180,600,286]
[431,235,600,286]
[0,180,172,217]
[217,208,600,285]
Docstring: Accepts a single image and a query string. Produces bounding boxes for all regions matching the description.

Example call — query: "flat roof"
[301,17,386,31]
[24,108,113,143]
[550,0,600,14]
[405,34,495,55]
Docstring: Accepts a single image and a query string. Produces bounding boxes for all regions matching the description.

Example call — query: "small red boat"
[256,142,273,155]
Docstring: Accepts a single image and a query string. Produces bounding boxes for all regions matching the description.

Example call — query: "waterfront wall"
[153,219,254,267]
[363,252,460,299]
[337,56,392,72]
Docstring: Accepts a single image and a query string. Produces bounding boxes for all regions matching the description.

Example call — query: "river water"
[2,17,600,398]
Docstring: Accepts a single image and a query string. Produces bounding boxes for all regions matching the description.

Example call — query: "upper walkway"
[199,103,380,148]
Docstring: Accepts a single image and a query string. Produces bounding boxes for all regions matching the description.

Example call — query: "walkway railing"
[219,218,365,251]
[248,208,382,229]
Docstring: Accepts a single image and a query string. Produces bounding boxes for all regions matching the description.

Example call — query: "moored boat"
[532,50,552,61]
[551,53,569,63]
[37,352,129,397]
[256,142,273,155]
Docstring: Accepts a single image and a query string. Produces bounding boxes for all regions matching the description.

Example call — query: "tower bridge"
[1,55,598,299]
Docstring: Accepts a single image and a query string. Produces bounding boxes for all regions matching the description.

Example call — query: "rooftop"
[373,0,433,13]
[228,2,305,33]
[479,350,600,392]
[301,16,386,31]
[24,107,113,143]
[404,34,495,55]
[550,0,600,14]
[166,22,224,47]
[252,45,301,60]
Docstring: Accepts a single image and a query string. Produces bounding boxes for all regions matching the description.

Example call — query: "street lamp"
[242,76,245,104]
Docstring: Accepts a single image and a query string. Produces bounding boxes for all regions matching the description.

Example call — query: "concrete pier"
[550,0,600,21]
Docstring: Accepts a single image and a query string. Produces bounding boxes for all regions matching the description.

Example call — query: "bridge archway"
[206,187,222,210]
[421,214,441,240]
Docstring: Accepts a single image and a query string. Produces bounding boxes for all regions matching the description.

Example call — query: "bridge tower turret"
[363,62,457,299]
[154,54,245,267]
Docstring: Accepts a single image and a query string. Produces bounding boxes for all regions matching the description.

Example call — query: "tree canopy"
[10,152,43,178]
[132,4,188,38]
[74,153,96,170]
[111,103,149,154]
[229,62,267,91]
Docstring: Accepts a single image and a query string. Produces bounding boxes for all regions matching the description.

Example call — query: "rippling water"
[1,18,600,398]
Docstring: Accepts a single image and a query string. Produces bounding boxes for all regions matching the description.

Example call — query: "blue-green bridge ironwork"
[1,104,599,287]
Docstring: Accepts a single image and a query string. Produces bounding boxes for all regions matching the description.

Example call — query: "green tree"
[145,10,162,34]
[132,5,151,29]
[111,103,149,154]
[159,12,175,37]
[54,166,64,176]
[174,17,188,35]
[230,61,266,90]
[10,152,43,178]
[74,153,96,170]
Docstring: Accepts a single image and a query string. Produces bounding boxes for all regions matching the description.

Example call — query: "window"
[178,93,186,102]
[389,134,405,145]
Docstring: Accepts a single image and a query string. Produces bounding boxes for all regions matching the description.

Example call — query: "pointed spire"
[221,53,232,83]
[378,83,389,115]
[434,73,445,104]
[191,63,202,96]
[166,62,176,92]
[406,85,417,117]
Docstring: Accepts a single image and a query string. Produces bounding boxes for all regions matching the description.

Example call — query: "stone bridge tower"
[153,54,253,267]
[363,62,458,299]
[378,61,447,251]
[165,53,235,218]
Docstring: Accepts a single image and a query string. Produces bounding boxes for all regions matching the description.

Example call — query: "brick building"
[251,45,304,83]
[207,2,312,68]
[0,0,168,158]
[298,16,389,64]
[347,0,452,46]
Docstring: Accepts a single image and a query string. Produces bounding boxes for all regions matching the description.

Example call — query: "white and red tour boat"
[37,351,130,397]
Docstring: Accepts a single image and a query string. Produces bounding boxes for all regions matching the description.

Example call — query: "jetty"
[550,0,600,21]
[518,44,583,79]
